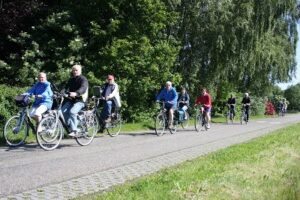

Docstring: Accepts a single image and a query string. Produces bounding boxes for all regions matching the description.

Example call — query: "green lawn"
[76,123,300,200]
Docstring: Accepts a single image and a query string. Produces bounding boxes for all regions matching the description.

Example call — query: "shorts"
[165,103,177,110]
[203,106,211,113]
[30,105,48,118]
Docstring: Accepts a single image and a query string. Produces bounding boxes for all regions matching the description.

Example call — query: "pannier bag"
[15,95,30,107]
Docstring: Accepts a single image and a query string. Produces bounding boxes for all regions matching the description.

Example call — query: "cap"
[107,75,114,80]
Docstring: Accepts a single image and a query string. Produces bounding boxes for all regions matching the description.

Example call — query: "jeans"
[101,100,114,120]
[62,101,85,132]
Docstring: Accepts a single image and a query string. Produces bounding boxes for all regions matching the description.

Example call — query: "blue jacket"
[26,81,53,109]
[156,87,178,106]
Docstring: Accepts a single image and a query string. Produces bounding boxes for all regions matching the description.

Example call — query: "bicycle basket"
[15,95,30,107]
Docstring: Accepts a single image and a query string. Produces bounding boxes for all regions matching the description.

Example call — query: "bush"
[0,84,27,126]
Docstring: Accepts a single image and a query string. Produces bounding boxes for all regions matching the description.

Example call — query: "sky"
[277,23,300,90]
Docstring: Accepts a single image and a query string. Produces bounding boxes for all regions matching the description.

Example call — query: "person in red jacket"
[194,88,212,128]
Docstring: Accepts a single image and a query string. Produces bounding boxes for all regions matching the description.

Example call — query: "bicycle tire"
[155,113,166,136]
[194,113,202,132]
[36,116,63,151]
[181,112,189,129]
[107,113,122,137]
[169,120,178,134]
[4,115,28,147]
[76,114,97,146]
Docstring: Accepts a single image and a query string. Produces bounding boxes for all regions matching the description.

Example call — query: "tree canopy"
[0,0,299,120]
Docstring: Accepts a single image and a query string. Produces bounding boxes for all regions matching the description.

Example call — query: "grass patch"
[77,123,300,200]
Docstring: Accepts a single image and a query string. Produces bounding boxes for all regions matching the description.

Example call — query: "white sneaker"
[68,132,76,137]
[207,123,211,129]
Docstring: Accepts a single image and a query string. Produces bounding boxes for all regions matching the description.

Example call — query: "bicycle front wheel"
[36,116,63,151]
[155,113,166,136]
[194,114,202,132]
[4,115,28,147]
[76,115,97,146]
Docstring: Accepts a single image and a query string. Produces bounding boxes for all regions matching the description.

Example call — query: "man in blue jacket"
[156,81,178,128]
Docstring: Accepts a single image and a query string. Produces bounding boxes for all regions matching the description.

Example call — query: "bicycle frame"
[16,107,36,134]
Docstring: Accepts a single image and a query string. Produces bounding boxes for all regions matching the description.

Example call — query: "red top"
[195,93,212,108]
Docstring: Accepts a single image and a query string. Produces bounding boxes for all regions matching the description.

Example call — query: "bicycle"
[240,104,249,124]
[92,86,122,137]
[194,105,209,132]
[277,106,285,117]
[155,101,182,136]
[226,104,235,124]
[36,92,98,151]
[3,95,36,146]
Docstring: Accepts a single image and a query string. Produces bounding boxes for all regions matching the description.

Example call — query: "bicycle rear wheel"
[107,113,122,137]
[181,112,189,129]
[155,113,166,136]
[36,116,63,151]
[4,115,28,147]
[76,115,97,146]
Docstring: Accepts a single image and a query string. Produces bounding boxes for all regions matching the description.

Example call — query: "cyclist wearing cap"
[100,75,121,123]
[194,88,212,128]
[241,92,251,122]
[61,64,89,137]
[156,81,178,128]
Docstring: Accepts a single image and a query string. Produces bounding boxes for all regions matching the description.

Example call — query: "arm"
[75,76,89,96]
[39,83,53,100]
[169,89,178,105]
[107,83,119,99]
[25,83,37,95]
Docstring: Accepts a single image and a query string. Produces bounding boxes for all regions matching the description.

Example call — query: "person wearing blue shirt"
[156,81,178,128]
[24,72,53,123]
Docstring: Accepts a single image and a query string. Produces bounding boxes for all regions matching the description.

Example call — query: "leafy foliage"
[0,0,298,121]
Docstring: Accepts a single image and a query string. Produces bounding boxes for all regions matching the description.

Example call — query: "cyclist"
[279,98,288,115]
[227,94,236,119]
[61,64,89,137]
[100,74,121,123]
[178,87,190,120]
[23,72,53,124]
[241,92,251,122]
[194,88,212,128]
[156,81,178,128]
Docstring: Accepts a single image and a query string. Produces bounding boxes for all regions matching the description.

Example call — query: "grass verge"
[76,123,300,200]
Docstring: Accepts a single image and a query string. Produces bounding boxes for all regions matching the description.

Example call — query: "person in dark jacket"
[241,92,251,122]
[62,64,89,137]
[178,87,190,120]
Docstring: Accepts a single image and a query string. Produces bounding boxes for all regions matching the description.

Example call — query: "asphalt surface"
[0,114,300,197]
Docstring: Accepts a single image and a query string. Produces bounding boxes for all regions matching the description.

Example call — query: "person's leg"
[61,101,72,125]
[246,107,249,121]
[33,105,48,122]
[101,100,113,120]
[29,107,38,122]
[68,102,85,132]
[182,105,188,120]
[169,108,174,127]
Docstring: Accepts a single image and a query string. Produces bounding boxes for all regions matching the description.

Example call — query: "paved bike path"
[0,114,300,199]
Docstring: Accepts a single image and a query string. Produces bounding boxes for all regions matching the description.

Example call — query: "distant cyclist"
[156,81,178,128]
[178,87,190,120]
[194,88,212,128]
[227,94,236,119]
[241,93,251,122]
